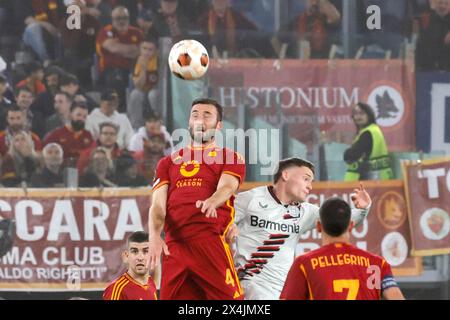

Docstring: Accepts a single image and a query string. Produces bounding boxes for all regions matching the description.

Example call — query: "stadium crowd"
[0,0,448,188]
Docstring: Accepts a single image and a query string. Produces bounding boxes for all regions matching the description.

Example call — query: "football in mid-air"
[168,39,209,80]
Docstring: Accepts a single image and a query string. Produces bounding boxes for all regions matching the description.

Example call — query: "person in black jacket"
[30,142,64,188]
[79,147,116,188]
[114,152,148,187]
[416,0,450,70]
[29,65,64,118]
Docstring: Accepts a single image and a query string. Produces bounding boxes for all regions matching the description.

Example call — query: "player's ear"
[316,221,322,233]
[282,169,289,181]
[216,120,223,130]
[121,250,128,263]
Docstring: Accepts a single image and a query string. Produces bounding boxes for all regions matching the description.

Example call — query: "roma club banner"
[403,157,450,256]
[208,59,415,152]
[0,188,152,291]
[0,181,423,291]
[243,181,422,276]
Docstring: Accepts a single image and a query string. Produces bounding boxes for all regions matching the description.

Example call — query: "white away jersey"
[234,186,370,300]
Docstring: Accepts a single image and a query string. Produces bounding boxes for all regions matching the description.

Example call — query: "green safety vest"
[344,124,393,181]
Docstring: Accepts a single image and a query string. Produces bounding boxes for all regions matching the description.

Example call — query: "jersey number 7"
[333,279,360,300]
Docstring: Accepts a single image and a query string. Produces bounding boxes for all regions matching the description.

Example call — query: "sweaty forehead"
[191,104,217,114]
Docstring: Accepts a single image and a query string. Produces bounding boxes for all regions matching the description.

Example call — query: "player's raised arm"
[350,183,372,226]
[302,183,372,232]
[197,173,240,218]
[148,184,170,270]
[382,287,405,300]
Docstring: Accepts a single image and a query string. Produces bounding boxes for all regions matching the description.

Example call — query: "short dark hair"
[319,197,351,237]
[70,100,89,112]
[138,8,154,22]
[145,111,162,123]
[60,73,79,87]
[7,105,22,114]
[273,158,315,183]
[353,102,376,126]
[100,88,118,102]
[142,35,158,47]
[99,121,119,133]
[15,87,34,97]
[55,91,73,102]
[127,231,149,247]
[45,65,64,78]
[191,98,223,121]
[25,61,43,75]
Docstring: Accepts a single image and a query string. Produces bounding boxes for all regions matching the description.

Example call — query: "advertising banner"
[403,157,450,256]
[0,188,151,291]
[208,59,416,152]
[0,179,425,291]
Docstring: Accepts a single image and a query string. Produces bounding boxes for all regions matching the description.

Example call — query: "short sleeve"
[152,156,171,190]
[380,259,399,292]
[222,149,245,185]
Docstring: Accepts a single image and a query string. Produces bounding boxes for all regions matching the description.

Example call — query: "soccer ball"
[168,39,209,80]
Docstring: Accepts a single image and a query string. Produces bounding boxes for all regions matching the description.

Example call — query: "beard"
[46,158,63,167]
[9,124,23,132]
[71,120,85,131]
[189,126,215,144]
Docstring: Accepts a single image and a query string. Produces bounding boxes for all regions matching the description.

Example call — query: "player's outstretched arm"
[148,184,170,270]
[350,183,372,226]
[382,287,405,300]
[196,173,240,218]
[302,183,372,233]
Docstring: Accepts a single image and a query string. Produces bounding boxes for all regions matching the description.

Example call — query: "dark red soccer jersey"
[0,130,42,156]
[96,25,143,73]
[280,243,399,300]
[153,145,245,242]
[43,125,94,160]
[103,272,158,300]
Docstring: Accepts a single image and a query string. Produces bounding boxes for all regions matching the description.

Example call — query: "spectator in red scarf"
[15,61,46,97]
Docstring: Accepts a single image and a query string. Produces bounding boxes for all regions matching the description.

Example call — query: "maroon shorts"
[160,235,243,300]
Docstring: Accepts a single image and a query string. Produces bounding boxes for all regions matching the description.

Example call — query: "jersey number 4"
[225,268,236,287]
[333,279,360,300]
